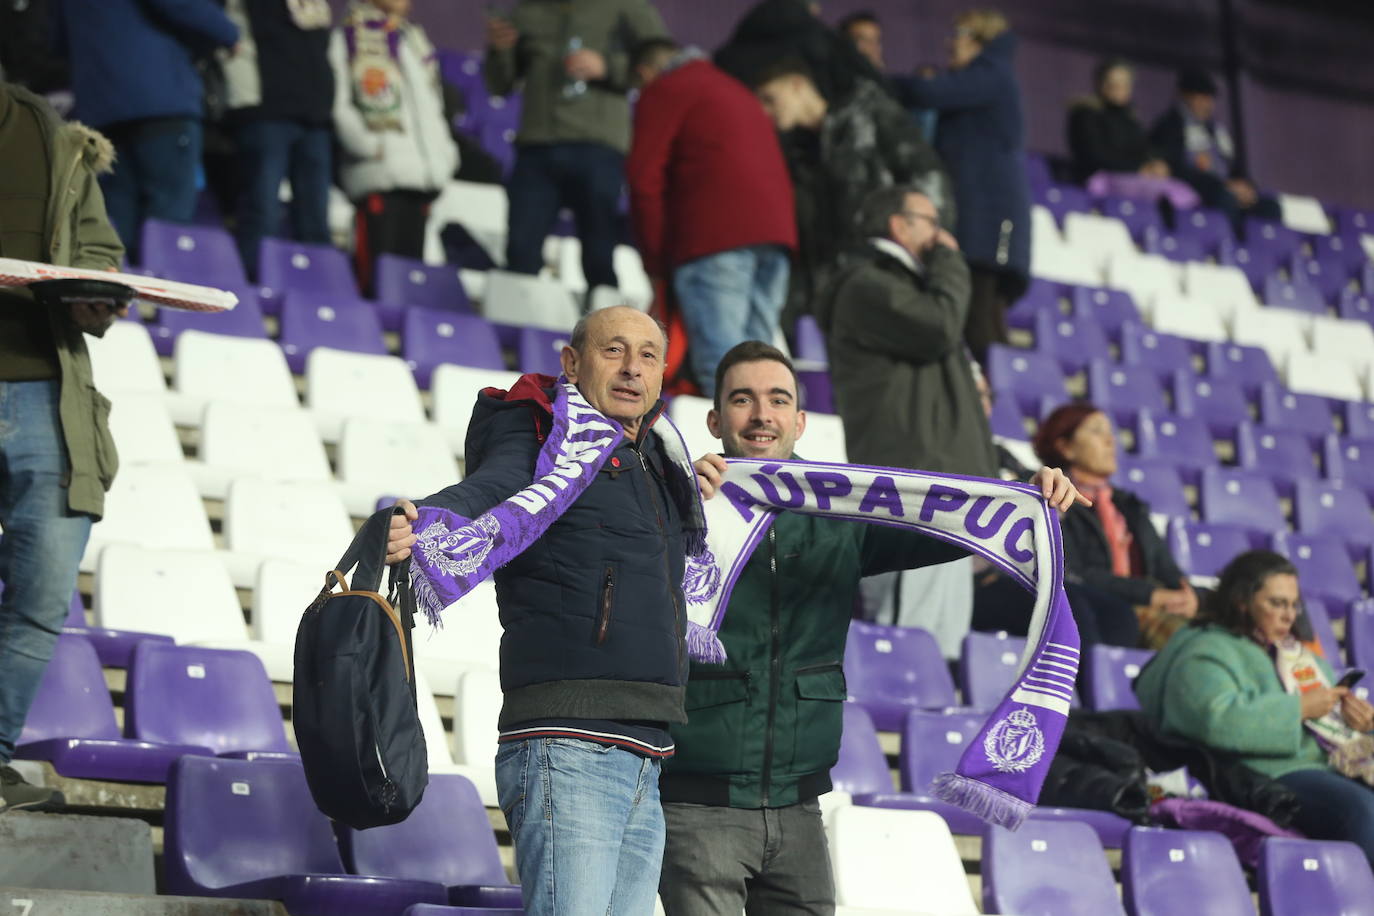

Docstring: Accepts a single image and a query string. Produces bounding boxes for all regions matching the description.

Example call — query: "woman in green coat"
[1135,550,1374,862]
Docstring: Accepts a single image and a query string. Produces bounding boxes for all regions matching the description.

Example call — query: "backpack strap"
[334,504,409,594]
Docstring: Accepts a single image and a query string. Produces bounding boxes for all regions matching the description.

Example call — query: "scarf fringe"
[410,565,447,629]
[685,621,727,665]
[930,772,1032,830]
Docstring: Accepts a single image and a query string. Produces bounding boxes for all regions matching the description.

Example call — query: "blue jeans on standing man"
[672,245,791,398]
[496,737,665,915]
[0,380,94,764]
[99,117,202,263]
[233,118,334,278]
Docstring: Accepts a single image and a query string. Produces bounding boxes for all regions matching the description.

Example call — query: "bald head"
[561,306,667,438]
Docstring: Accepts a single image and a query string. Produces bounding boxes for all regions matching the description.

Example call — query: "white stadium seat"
[427,180,507,267]
[451,668,503,805]
[251,559,324,649]
[82,464,214,572]
[1310,316,1374,374]
[481,269,580,332]
[431,365,522,456]
[1182,262,1259,323]
[553,235,588,294]
[1105,253,1181,310]
[305,347,426,442]
[803,413,848,464]
[336,418,460,516]
[222,478,354,587]
[613,245,655,307]
[106,391,184,466]
[1148,294,1229,342]
[668,395,719,463]
[412,580,503,694]
[1230,307,1313,372]
[1062,212,1139,269]
[188,402,332,499]
[167,331,298,426]
[1278,193,1333,235]
[87,320,165,395]
[1287,351,1364,401]
[827,806,979,914]
[413,669,498,806]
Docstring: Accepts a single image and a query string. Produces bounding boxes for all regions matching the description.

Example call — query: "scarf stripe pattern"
[687,459,1079,829]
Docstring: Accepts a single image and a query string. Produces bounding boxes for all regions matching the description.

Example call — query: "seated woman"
[1136,550,1374,863]
[1035,403,1196,649]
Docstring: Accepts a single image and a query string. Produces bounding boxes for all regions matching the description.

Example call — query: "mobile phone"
[1337,669,1366,689]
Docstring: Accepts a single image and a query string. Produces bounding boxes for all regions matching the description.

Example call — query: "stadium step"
[0,812,155,894]
[0,887,284,915]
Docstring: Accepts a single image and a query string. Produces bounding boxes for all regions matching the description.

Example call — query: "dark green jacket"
[484,0,666,153]
[661,508,966,808]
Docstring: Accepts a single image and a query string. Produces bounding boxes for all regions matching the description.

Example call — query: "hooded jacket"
[419,375,692,729]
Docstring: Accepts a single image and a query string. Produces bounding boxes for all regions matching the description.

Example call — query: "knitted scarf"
[1274,638,1374,786]
[342,3,410,132]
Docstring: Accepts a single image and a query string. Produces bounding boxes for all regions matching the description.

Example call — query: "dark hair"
[837,10,879,32]
[858,184,928,239]
[1094,57,1132,90]
[569,306,668,357]
[630,37,679,74]
[748,55,815,90]
[1032,402,1105,469]
[1197,550,1299,635]
[713,341,800,411]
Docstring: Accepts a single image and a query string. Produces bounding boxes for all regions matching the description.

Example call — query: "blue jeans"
[233,119,333,278]
[0,381,93,764]
[506,142,625,289]
[497,737,665,915]
[99,117,202,262]
[1278,767,1374,864]
[672,246,790,398]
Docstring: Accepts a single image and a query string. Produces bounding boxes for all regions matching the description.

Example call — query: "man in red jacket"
[627,39,797,397]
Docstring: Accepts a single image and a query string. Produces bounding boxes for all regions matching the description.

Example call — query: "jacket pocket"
[792,662,847,777]
[595,563,617,645]
[89,385,118,489]
[676,670,751,776]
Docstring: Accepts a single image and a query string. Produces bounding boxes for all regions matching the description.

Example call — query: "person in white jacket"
[329,0,458,292]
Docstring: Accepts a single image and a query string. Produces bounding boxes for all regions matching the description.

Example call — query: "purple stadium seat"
[1175,207,1233,253]
[1119,323,1196,382]
[793,315,828,365]
[1023,152,1052,192]
[1072,286,1141,340]
[50,585,173,669]
[959,631,1027,712]
[256,239,358,315]
[1169,520,1258,581]
[402,309,505,388]
[1198,467,1286,536]
[1112,457,1191,521]
[831,703,901,800]
[1298,595,1344,663]
[1259,383,1336,450]
[124,642,295,759]
[1087,360,1168,428]
[151,289,268,356]
[1133,411,1217,486]
[1098,196,1163,242]
[1323,435,1374,502]
[843,620,956,731]
[1290,252,1349,306]
[1084,645,1153,711]
[1007,278,1064,331]
[438,50,487,114]
[1258,836,1374,916]
[1236,422,1321,499]
[1034,311,1111,374]
[1264,276,1327,316]
[1142,225,1209,264]
[141,219,247,287]
[372,256,472,332]
[1122,827,1252,916]
[1311,231,1368,277]
[986,345,1069,416]
[1335,206,1374,239]
[1293,478,1374,558]
[799,368,835,413]
[988,393,1029,441]
[1274,531,1363,612]
[515,327,571,376]
[1222,240,1285,293]
[1205,341,1280,399]
[1342,400,1374,440]
[164,756,447,914]
[982,819,1126,916]
[278,297,387,373]
[1337,288,1374,327]
[1036,183,1093,224]
[1246,219,1304,261]
[339,774,522,910]
[1346,600,1374,671]
[1172,372,1250,439]
[15,635,213,783]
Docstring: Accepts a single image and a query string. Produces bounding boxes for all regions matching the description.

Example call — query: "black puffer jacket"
[1060,487,1186,607]
[421,375,691,729]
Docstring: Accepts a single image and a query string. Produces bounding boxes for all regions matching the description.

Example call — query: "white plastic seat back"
[804,413,848,464]
[827,806,978,913]
[1182,262,1259,321]
[428,180,508,266]
[481,270,579,332]
[1031,239,1100,287]
[451,668,503,794]
[1287,351,1364,400]
[196,402,332,494]
[83,465,214,571]
[431,365,522,457]
[413,581,503,694]
[171,331,298,425]
[252,559,325,646]
[613,245,654,306]
[1063,212,1138,268]
[1149,295,1229,342]
[95,543,245,643]
[107,391,184,465]
[87,321,166,394]
[1105,254,1181,310]
[306,348,426,442]
[1231,307,1313,371]
[668,396,719,462]
[337,418,461,516]
[224,478,353,570]
[554,236,588,293]
[1310,317,1374,373]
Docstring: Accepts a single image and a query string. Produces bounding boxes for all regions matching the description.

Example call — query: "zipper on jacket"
[759,527,781,806]
[636,444,685,670]
[597,565,615,644]
[690,669,752,681]
[794,660,843,676]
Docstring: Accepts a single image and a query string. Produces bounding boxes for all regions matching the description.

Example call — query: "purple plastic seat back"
[1264,276,1328,316]
[164,756,342,895]
[1119,323,1196,382]
[1337,288,1374,327]
[1324,435,1374,501]
[516,327,571,377]
[141,220,247,287]
[1087,359,1168,428]
[1006,278,1064,331]
[1290,252,1348,305]
[1235,422,1320,497]
[1199,466,1286,535]
[1034,311,1111,374]
[278,296,387,373]
[986,345,1068,416]
[898,709,985,793]
[1169,520,1257,580]
[1258,836,1374,916]
[959,632,1026,712]
[1072,286,1140,339]
[1274,531,1363,609]
[438,50,487,113]
[374,256,472,332]
[798,367,835,413]
[1023,152,1052,193]
[257,239,357,311]
[1246,219,1304,261]
[1123,827,1253,916]
[1143,225,1209,264]
[1259,384,1336,449]
[1175,207,1233,253]
[843,620,956,731]
[1036,184,1093,224]
[830,703,894,796]
[1085,645,1153,712]
[1298,595,1345,663]
[1172,372,1250,439]
[17,635,119,743]
[1113,457,1191,521]
[1343,401,1374,440]
[1223,240,1284,293]
[983,819,1126,916]
[793,315,828,364]
[1206,341,1279,399]
[126,642,291,756]
[340,773,507,887]
[1133,411,1216,484]
[1293,478,1374,553]
[988,393,1028,441]
[1098,196,1163,242]
[402,308,505,387]
[152,289,267,356]
[1346,600,1374,671]
[1312,233,1367,276]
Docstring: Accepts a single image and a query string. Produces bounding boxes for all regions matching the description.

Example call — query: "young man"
[661,341,1082,913]
[627,38,795,396]
[386,306,693,916]
[837,10,883,71]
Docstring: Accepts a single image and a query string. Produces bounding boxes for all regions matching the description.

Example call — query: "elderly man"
[386,305,691,916]
[814,184,990,657]
[662,340,1082,913]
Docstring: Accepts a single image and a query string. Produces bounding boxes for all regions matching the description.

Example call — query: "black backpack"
[293,506,428,829]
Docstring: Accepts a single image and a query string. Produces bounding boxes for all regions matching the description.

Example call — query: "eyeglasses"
[900,211,940,230]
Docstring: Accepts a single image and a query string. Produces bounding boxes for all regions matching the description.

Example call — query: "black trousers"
[353,189,436,296]
[965,266,1013,367]
[973,573,1141,652]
